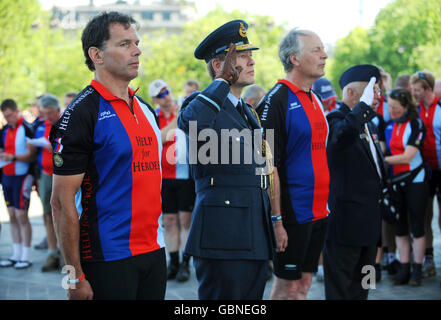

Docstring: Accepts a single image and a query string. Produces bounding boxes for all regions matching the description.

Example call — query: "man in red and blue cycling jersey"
[257,29,330,300]
[50,11,165,300]
[0,99,35,270]
[410,70,441,279]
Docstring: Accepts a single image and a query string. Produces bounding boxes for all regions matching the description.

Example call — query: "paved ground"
[0,191,440,300]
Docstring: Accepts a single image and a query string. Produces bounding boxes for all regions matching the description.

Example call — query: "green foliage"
[327,27,371,97]
[5,0,440,109]
[0,2,90,109]
[329,0,441,97]
[0,0,41,107]
[136,7,287,106]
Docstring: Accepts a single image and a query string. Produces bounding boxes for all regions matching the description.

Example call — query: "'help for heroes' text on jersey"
[50,80,164,263]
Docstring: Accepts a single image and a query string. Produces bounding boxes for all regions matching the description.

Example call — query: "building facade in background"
[50,0,196,35]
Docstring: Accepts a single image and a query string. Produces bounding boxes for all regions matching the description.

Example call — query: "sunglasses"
[389,90,406,101]
[418,72,427,81]
[156,89,169,99]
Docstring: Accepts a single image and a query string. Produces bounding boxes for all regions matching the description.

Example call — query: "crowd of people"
[0,10,440,300]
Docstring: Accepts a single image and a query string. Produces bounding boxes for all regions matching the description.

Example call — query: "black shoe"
[409,263,422,286]
[391,262,410,285]
[386,259,401,276]
[375,263,382,282]
[167,264,179,280]
[176,261,190,282]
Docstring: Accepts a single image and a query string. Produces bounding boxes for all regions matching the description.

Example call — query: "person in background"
[177,79,199,106]
[410,70,440,280]
[313,77,337,114]
[28,94,62,272]
[395,74,411,91]
[384,88,428,286]
[434,79,441,98]
[243,84,266,110]
[62,92,78,113]
[0,99,35,269]
[149,79,195,283]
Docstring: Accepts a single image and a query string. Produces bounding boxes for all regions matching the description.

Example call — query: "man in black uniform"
[324,65,385,300]
[178,20,275,300]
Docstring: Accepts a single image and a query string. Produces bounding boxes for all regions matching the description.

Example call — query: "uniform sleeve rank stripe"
[197,94,221,112]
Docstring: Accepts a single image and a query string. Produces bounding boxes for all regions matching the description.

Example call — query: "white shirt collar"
[227,92,241,108]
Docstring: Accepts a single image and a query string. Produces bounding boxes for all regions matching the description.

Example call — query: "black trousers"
[193,257,268,300]
[323,240,377,300]
[82,248,166,300]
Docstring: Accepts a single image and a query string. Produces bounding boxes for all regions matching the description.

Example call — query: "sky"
[39,0,393,45]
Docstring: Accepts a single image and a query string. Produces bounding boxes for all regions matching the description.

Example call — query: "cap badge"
[239,22,247,38]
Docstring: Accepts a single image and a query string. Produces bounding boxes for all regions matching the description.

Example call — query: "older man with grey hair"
[29,93,62,272]
[257,29,330,300]
[243,84,266,109]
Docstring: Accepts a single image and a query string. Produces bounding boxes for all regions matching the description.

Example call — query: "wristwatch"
[11,155,16,162]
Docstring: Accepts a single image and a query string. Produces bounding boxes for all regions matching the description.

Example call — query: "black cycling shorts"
[428,169,441,197]
[161,178,195,214]
[273,217,328,280]
[81,248,166,300]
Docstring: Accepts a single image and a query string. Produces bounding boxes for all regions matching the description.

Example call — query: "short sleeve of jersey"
[23,121,34,139]
[49,88,98,175]
[257,84,287,168]
[407,118,425,149]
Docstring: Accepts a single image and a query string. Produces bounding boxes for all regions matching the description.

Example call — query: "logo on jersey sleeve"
[53,137,64,167]
[54,137,64,153]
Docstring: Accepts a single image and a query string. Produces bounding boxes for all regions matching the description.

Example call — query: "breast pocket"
[200,193,252,250]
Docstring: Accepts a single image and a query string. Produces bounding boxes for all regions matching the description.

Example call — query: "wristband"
[271,215,282,222]
[67,273,85,284]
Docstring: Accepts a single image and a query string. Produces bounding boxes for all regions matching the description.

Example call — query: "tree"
[370,0,441,78]
[0,1,90,109]
[329,0,441,96]
[0,0,41,107]
[327,26,371,97]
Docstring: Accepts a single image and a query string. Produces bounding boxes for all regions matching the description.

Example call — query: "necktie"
[236,101,248,125]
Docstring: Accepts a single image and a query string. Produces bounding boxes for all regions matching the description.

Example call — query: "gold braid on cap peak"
[248,106,275,200]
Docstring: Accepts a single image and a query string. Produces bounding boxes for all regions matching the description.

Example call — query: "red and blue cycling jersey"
[258,79,330,224]
[0,116,33,176]
[376,95,390,123]
[385,118,426,182]
[156,107,190,180]
[33,120,53,176]
[418,96,441,170]
[50,80,164,263]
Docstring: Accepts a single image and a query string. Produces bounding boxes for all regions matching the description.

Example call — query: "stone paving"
[0,192,440,300]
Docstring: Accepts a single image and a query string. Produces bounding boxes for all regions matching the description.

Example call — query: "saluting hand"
[215,43,242,85]
[360,77,377,106]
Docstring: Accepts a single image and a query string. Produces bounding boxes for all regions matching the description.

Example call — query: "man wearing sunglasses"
[410,70,441,280]
[149,79,195,283]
